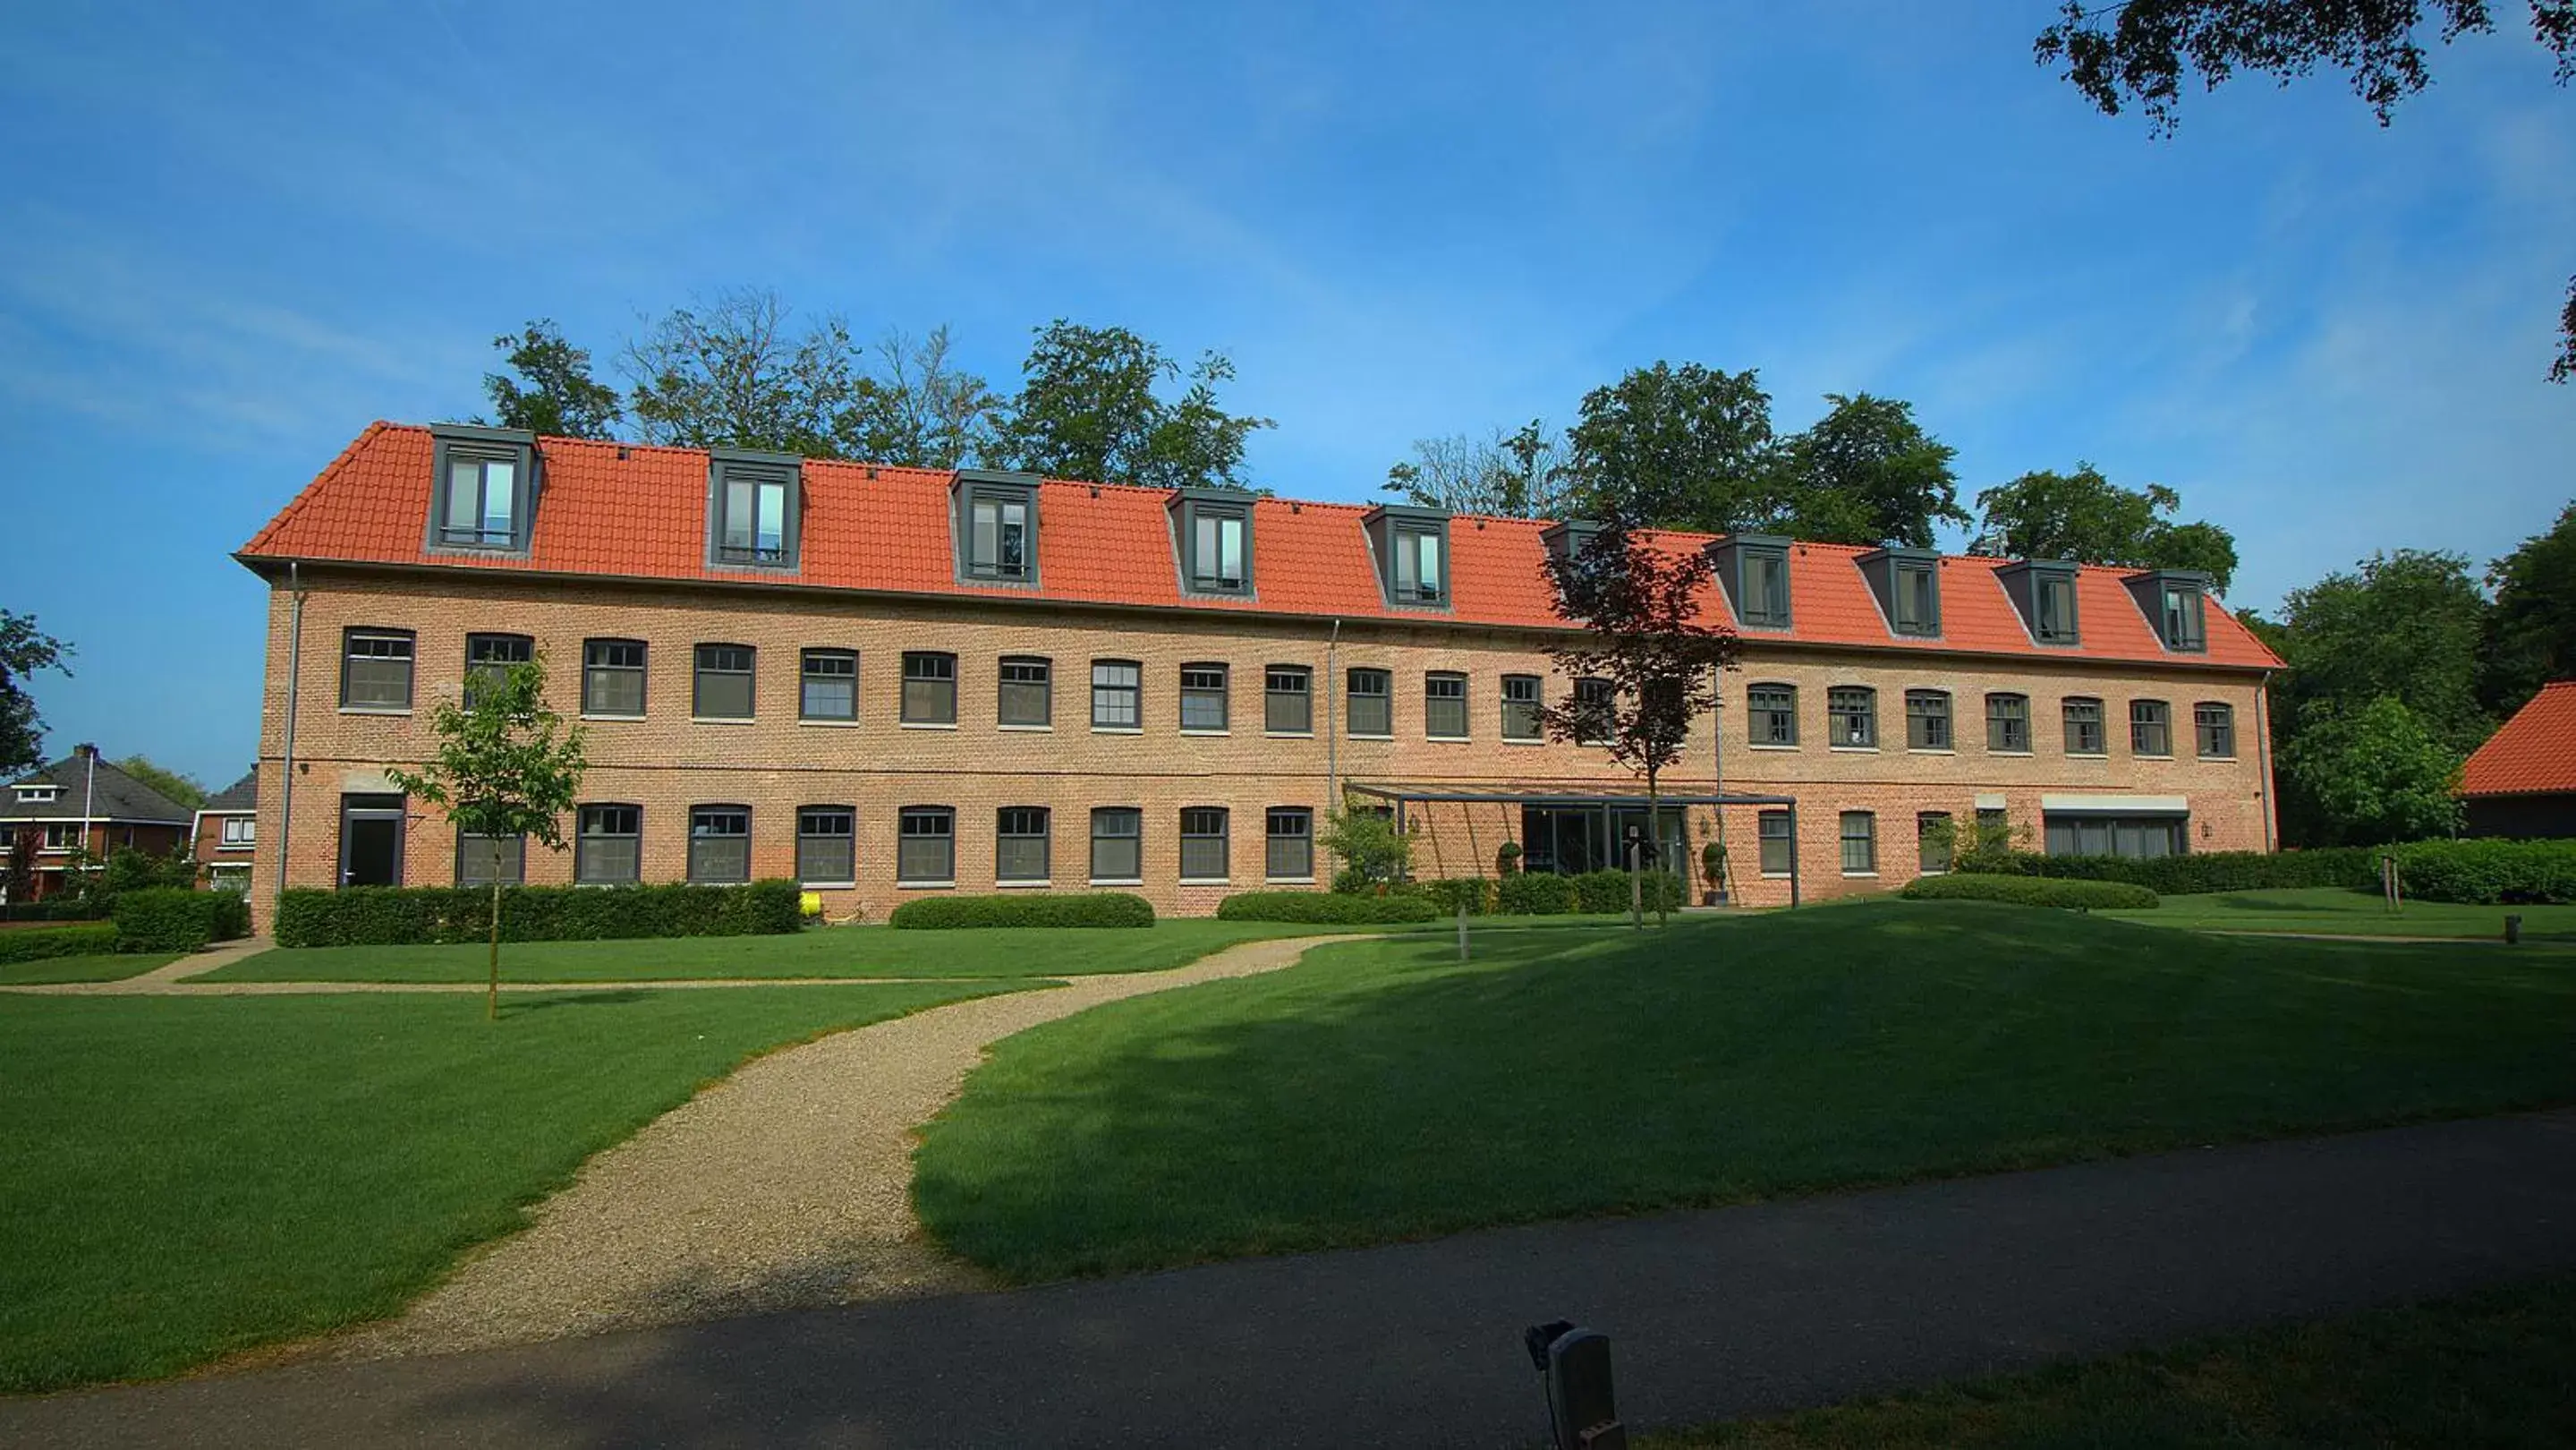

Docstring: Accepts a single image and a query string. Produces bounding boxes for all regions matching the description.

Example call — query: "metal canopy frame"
[1343,780,1805,907]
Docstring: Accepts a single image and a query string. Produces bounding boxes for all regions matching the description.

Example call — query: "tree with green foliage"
[115,756,204,811]
[482,320,624,439]
[1563,362,1782,533]
[993,320,1273,490]
[2273,549,2494,753]
[1321,805,1413,892]
[1968,465,2240,593]
[849,326,1004,469]
[2,828,34,906]
[622,289,871,459]
[2278,696,2466,846]
[2479,499,2576,715]
[1771,393,1966,548]
[1382,420,1574,518]
[386,657,587,1021]
[2034,0,2576,382]
[0,612,72,779]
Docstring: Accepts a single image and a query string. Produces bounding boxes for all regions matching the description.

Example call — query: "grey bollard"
[1526,1321,1626,1450]
[2505,914,2522,945]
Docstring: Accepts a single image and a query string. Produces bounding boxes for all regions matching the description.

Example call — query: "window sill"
[2067,752,2110,760]
[801,881,857,891]
[1178,877,1231,887]
[1345,732,1395,742]
[1909,747,1956,756]
[691,717,757,726]
[1266,877,1317,886]
[1179,729,1232,738]
[1426,735,1472,745]
[1264,730,1316,740]
[581,713,647,723]
[1989,748,2034,757]
[900,721,960,731]
[337,705,413,717]
[1089,878,1144,888]
[574,880,641,890]
[800,718,862,729]
[1841,871,1880,879]
[996,878,1053,889]
[1760,871,1792,879]
[998,723,1055,733]
[1501,737,1544,746]
[2133,753,2175,762]
[1747,743,1799,752]
[1829,745,1880,754]
[2198,754,2238,762]
[896,879,956,891]
[1092,725,1144,735]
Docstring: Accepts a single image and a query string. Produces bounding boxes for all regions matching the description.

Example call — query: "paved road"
[8,1109,2574,1449]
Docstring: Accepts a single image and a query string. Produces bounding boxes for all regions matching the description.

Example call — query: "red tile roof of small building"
[2460,680,2576,798]
[241,423,2281,671]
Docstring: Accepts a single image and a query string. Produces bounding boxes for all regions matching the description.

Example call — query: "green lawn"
[2102,886,2576,940]
[1649,1275,2576,1447]
[914,900,2576,1283]
[0,982,1020,1393]
[0,953,176,986]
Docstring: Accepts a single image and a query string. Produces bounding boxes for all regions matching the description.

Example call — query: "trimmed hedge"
[0,924,119,964]
[888,892,1155,929]
[1901,874,2159,909]
[2393,838,2576,904]
[1423,878,1497,916]
[1569,869,1685,915]
[274,881,804,948]
[1,900,111,923]
[1215,891,1441,924]
[111,889,248,953]
[1952,847,2383,895]
[1496,871,1577,916]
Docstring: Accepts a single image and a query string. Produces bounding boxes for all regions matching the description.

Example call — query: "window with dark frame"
[1180,806,1229,880]
[713,458,795,567]
[1265,806,1314,880]
[2195,702,2236,758]
[1986,692,2031,752]
[796,806,855,884]
[341,628,415,710]
[1574,677,1615,745]
[902,652,957,724]
[1092,660,1141,729]
[1747,683,1797,746]
[576,804,641,885]
[693,644,755,720]
[2130,699,2173,756]
[464,633,532,707]
[688,805,751,884]
[1840,811,1877,874]
[1347,668,1392,737]
[1892,560,1939,635]
[583,639,646,717]
[1390,525,1446,603]
[1186,502,1250,593]
[1501,675,1543,741]
[999,657,1052,727]
[1739,548,1791,627]
[1758,810,1794,874]
[2034,573,2079,644]
[965,489,1033,580]
[897,806,955,883]
[1917,811,1953,874]
[1090,807,1143,882]
[2160,583,2206,652]
[456,832,525,886]
[801,649,857,721]
[1180,664,1229,731]
[1904,689,1951,750]
[1424,672,1468,739]
[438,447,524,550]
[1827,686,1877,747]
[1264,667,1313,733]
[996,807,1050,882]
[2064,697,2106,755]
[221,817,256,846]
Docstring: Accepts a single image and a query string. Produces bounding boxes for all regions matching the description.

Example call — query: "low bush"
[111,889,249,953]
[1215,891,1441,924]
[1569,869,1685,915]
[0,900,111,923]
[273,881,804,947]
[1952,848,2383,895]
[1496,871,1577,916]
[888,892,1155,929]
[2393,838,2576,904]
[0,925,119,964]
[1900,874,2159,910]
[1422,878,1497,916]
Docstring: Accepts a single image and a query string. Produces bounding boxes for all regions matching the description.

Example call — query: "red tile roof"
[242,423,2281,671]
[2460,680,2576,798]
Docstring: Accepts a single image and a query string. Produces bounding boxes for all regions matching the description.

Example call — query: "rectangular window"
[717,467,793,566]
[902,652,957,725]
[693,644,755,721]
[688,805,751,884]
[1747,684,1797,746]
[2130,699,2173,756]
[2064,698,2106,755]
[999,657,1051,727]
[1827,687,1876,747]
[2035,575,2079,644]
[340,628,415,710]
[1180,664,1229,731]
[1425,672,1468,739]
[1893,562,1939,635]
[1179,807,1230,881]
[1090,807,1143,883]
[1574,677,1615,745]
[1347,668,1392,738]
[455,832,525,886]
[583,639,647,717]
[1904,689,1951,750]
[897,806,955,884]
[440,451,520,549]
[1391,526,1445,603]
[1758,810,1794,875]
[1263,667,1313,734]
[1917,812,1953,874]
[1975,806,2011,852]
[464,633,532,707]
[1265,807,1314,880]
[219,816,256,846]
[1840,811,1876,875]
[996,806,1050,883]
[801,649,857,721]
[1189,507,1248,592]
[2161,584,2206,652]
[1501,675,1543,742]
[1986,693,2030,753]
[1740,550,1790,627]
[576,805,641,885]
[1091,660,1141,729]
[967,490,1032,580]
[2195,702,2237,758]
[2045,814,2189,859]
[796,806,855,885]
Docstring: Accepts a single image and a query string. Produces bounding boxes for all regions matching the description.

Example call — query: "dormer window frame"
[1362,504,1453,610]
[705,448,803,574]
[1540,518,1609,566]
[1998,559,2083,648]
[953,469,1042,588]
[1172,489,1256,599]
[425,424,538,558]
[1708,534,1795,631]
[13,784,59,804]
[2124,569,2212,653]
[1858,547,1943,639]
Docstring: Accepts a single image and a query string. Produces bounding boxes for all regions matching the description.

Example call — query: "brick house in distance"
[230,422,2282,927]
[192,772,259,892]
[2458,680,2576,838]
[0,746,193,901]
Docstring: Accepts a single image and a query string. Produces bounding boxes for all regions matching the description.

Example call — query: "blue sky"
[4,1,2571,786]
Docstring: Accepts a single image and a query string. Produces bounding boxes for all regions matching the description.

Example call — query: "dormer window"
[428,425,537,555]
[707,449,801,571]
[1173,490,1254,596]
[1540,518,1608,565]
[1363,505,1451,609]
[13,785,57,804]
[1998,559,2081,646]
[1708,535,1793,629]
[954,471,1041,584]
[2123,570,2210,652]
[1858,548,1941,637]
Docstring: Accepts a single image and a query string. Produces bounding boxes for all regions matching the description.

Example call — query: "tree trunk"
[1648,767,1667,927]
[488,879,502,1023]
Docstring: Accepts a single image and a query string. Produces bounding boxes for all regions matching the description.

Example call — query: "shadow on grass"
[503,991,656,1015]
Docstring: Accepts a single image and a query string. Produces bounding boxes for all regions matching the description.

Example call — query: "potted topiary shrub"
[1700,840,1729,906]
[1495,840,1522,877]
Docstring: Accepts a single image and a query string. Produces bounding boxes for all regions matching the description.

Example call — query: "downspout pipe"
[274,561,305,925]
[2255,668,2276,853]
[1325,618,1341,816]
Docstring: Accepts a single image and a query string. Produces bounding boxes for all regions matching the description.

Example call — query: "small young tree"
[1539,524,1739,926]
[1321,804,1413,893]
[387,656,586,1020]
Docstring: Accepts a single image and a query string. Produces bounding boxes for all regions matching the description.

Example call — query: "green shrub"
[272,881,804,947]
[1422,878,1497,916]
[1496,871,1577,916]
[1900,874,2159,909]
[2392,838,2576,904]
[0,925,119,964]
[1951,848,2382,895]
[0,900,111,923]
[111,889,249,953]
[1214,891,1441,924]
[888,892,1155,929]
[1569,869,1684,915]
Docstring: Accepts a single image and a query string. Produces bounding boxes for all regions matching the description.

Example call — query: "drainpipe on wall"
[2255,669,2276,853]
[274,561,306,924]
[79,743,97,881]
[1325,618,1341,813]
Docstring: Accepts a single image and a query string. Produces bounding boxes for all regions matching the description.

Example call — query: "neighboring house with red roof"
[2459,681,2576,839]
[228,422,2283,925]
[191,771,259,893]
[0,746,194,901]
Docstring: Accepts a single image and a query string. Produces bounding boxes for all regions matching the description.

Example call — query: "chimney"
[73,743,98,760]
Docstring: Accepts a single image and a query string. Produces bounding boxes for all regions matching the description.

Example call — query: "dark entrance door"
[340,793,406,887]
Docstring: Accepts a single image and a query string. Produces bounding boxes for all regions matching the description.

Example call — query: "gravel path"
[330,932,1373,1360]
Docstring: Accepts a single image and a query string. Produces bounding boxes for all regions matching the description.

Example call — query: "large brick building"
[234,422,2281,925]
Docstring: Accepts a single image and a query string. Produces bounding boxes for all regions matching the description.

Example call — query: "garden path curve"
[330,932,1376,1360]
